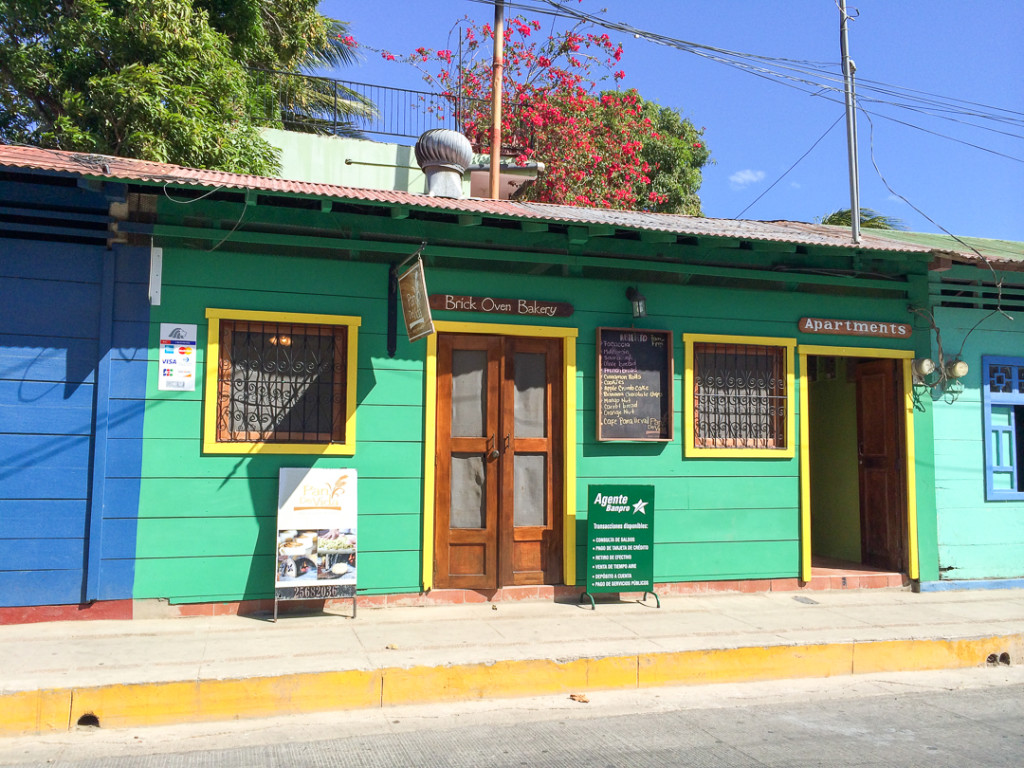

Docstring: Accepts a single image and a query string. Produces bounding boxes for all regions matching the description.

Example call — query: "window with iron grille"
[684,334,795,457]
[203,309,360,455]
[982,355,1024,500]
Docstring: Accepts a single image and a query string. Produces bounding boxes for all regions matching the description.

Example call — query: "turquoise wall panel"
[930,303,1024,579]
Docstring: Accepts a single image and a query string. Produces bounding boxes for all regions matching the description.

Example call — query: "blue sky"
[320,1,1022,242]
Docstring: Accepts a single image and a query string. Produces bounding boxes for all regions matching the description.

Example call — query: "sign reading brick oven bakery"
[800,317,912,339]
[429,294,573,318]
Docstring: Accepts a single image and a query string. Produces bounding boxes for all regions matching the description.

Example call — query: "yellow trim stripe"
[903,358,920,580]
[797,346,919,582]
[201,308,360,456]
[798,344,913,359]
[563,336,577,585]
[798,352,812,582]
[422,334,438,591]
[422,321,579,590]
[682,333,797,459]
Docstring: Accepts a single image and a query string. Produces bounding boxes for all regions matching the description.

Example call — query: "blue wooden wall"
[0,172,147,607]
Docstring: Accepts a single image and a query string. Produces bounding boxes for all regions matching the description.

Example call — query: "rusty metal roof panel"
[0,143,937,255]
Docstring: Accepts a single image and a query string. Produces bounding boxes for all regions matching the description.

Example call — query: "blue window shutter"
[983,356,1024,501]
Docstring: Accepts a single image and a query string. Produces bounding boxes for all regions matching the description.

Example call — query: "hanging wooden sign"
[429,294,573,318]
[799,317,912,339]
[398,258,434,342]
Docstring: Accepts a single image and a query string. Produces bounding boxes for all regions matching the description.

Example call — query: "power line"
[735,114,845,219]
[465,0,1024,159]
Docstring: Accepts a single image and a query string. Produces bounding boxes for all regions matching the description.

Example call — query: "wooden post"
[489,0,504,200]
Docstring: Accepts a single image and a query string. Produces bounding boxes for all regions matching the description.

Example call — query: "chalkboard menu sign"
[596,327,673,442]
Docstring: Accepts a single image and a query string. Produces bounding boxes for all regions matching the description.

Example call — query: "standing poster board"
[596,328,673,441]
[275,468,357,620]
[581,484,658,609]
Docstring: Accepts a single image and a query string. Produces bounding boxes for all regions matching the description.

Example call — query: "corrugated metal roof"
[848,228,1024,266]
[0,143,954,257]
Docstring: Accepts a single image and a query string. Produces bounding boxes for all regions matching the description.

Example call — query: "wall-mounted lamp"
[944,359,969,379]
[911,357,936,383]
[912,356,968,389]
[626,287,647,319]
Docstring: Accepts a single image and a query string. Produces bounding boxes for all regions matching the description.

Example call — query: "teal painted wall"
[263,129,450,195]
[132,231,931,603]
[931,280,1024,580]
[808,360,861,562]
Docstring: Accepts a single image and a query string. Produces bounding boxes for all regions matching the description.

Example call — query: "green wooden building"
[3,140,1019,622]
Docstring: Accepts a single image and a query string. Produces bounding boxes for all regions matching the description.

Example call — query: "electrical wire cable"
[466,0,1024,160]
[735,113,845,219]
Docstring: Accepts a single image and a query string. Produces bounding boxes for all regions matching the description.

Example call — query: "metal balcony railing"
[249,69,532,152]
[250,69,481,142]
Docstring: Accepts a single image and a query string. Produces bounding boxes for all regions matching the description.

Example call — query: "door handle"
[487,434,501,461]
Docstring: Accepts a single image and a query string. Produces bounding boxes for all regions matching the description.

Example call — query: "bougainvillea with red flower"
[378,16,710,212]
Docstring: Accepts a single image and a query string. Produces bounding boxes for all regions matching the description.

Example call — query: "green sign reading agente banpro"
[586,485,655,593]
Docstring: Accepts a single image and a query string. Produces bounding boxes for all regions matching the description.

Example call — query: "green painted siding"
[135,248,427,602]
[133,204,934,603]
[931,297,1024,580]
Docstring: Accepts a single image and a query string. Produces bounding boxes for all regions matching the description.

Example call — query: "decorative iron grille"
[693,343,787,449]
[216,321,346,443]
[987,361,1024,394]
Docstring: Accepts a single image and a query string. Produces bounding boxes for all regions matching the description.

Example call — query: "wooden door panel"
[435,333,562,590]
[434,335,500,590]
[856,359,906,571]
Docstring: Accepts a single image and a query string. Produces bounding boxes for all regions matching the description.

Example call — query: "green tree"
[817,207,907,230]
[639,100,710,215]
[0,0,367,174]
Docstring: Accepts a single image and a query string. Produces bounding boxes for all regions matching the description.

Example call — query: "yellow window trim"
[683,333,797,459]
[202,308,361,456]
[796,346,918,582]
[422,321,578,591]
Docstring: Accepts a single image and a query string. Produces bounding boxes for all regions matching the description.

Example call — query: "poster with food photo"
[276,468,357,596]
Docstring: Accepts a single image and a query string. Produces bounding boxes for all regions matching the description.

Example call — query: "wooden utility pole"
[489,0,504,200]
[840,0,861,244]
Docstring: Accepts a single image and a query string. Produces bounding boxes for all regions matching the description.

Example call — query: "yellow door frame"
[423,321,579,591]
[797,345,919,582]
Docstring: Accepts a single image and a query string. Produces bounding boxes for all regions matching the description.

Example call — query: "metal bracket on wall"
[149,242,163,306]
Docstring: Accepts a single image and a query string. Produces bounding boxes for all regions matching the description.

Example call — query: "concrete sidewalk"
[2,588,1023,736]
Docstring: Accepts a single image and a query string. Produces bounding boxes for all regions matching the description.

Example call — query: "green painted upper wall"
[262,128,468,195]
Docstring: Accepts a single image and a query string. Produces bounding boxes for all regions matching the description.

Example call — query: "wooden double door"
[434,333,563,589]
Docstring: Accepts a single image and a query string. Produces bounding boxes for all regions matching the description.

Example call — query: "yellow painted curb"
[58,670,382,733]
[639,643,854,687]
[2,634,1020,736]
[853,635,1024,674]
[0,689,71,735]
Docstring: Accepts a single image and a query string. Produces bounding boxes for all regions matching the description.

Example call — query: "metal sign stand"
[580,484,659,610]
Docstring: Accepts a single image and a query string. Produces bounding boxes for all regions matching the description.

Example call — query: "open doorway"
[804,354,909,576]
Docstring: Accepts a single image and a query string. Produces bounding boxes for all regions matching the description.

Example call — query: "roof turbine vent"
[414,129,473,199]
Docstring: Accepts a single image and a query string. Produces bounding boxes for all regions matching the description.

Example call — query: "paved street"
[3,667,1022,767]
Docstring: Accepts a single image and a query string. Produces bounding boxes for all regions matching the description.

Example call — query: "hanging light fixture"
[626,287,647,319]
